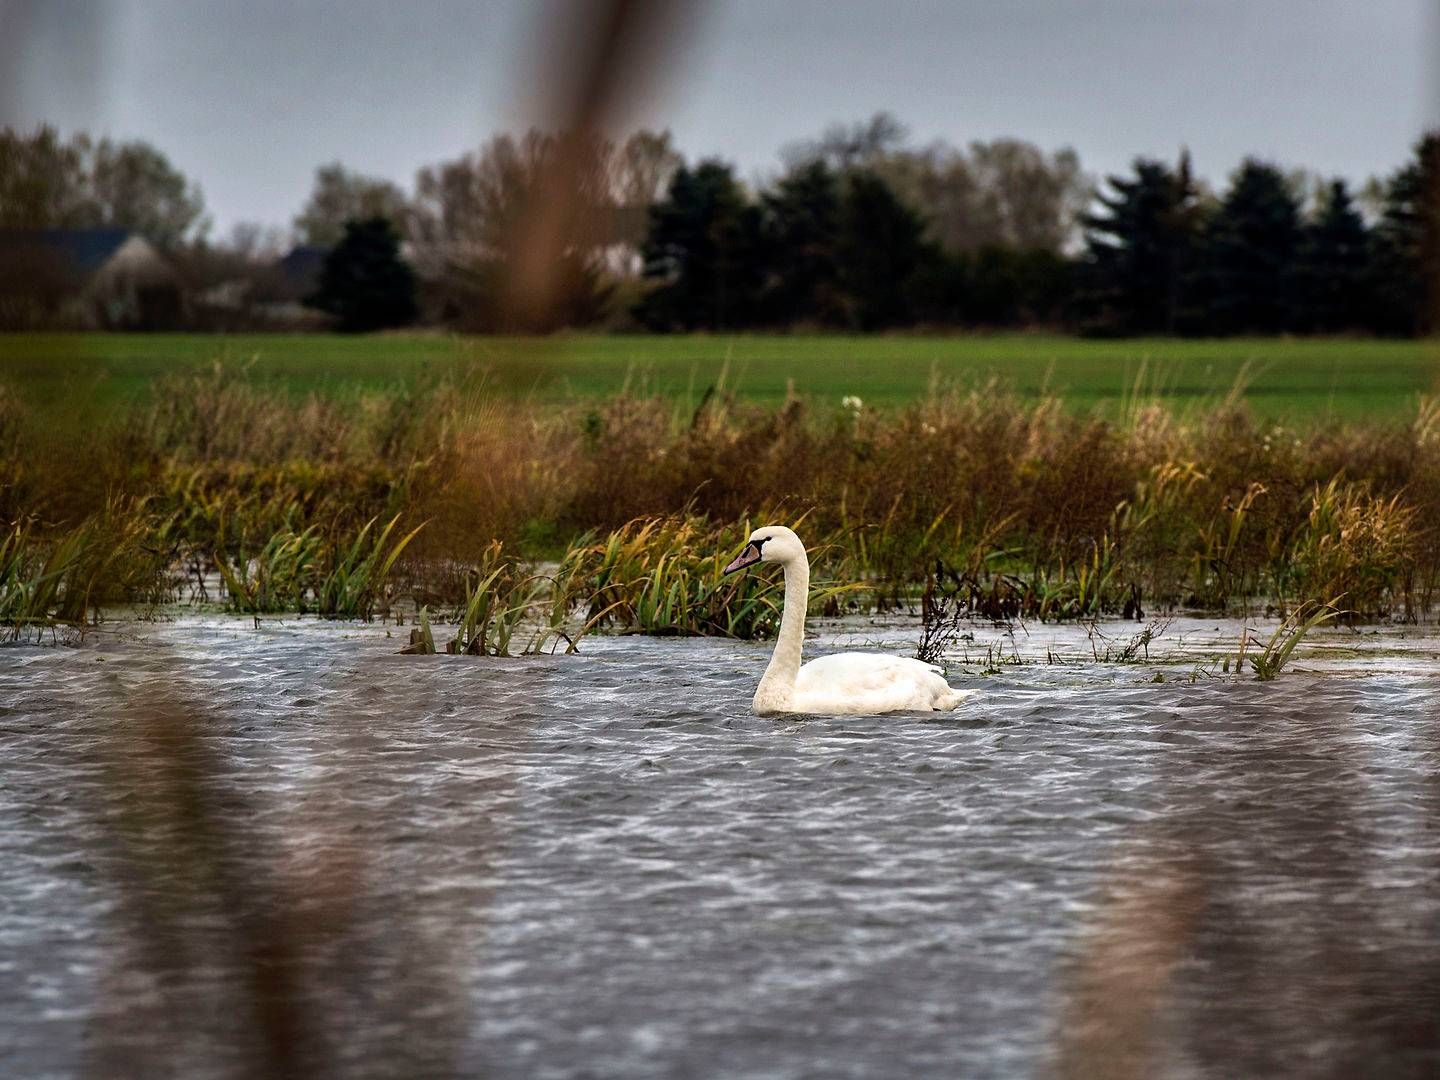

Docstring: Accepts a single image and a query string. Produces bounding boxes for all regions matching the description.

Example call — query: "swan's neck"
[758,554,809,705]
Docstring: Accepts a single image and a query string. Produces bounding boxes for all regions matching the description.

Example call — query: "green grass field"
[1,332,1435,420]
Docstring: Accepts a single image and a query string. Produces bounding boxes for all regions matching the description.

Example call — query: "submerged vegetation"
[1228,600,1344,681]
[0,359,1436,646]
[550,515,856,641]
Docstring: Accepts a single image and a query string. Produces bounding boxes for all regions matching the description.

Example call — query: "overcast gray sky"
[3,0,1436,235]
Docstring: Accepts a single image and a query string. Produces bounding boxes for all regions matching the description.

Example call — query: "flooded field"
[2,616,1439,1078]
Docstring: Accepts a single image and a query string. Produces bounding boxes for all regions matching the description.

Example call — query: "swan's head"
[722,525,805,575]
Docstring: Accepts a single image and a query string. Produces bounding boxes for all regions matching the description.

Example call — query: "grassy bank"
[1,354,1436,640]
[1,332,1436,419]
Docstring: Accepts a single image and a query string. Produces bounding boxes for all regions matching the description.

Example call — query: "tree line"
[634,123,1440,336]
[0,126,206,247]
[2,117,1437,335]
[1080,148,1440,336]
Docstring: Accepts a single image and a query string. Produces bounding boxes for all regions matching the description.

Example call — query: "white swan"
[723,525,974,716]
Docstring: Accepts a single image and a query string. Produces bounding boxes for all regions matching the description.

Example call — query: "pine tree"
[950,246,1073,327]
[760,160,844,325]
[1200,159,1303,333]
[1292,179,1371,332]
[633,160,766,330]
[309,217,418,332]
[1370,132,1440,335]
[1080,154,1203,334]
[835,170,935,329]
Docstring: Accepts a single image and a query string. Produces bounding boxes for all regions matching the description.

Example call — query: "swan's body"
[724,525,973,716]
[781,652,972,715]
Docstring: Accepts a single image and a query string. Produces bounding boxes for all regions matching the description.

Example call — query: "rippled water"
[2,616,1439,1078]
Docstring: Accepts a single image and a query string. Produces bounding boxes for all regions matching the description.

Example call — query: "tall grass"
[550,514,856,641]
[1280,480,1417,619]
[216,515,423,619]
[315,515,426,618]
[0,501,173,639]
[1227,600,1343,680]
[216,525,322,614]
[0,521,82,640]
[444,541,557,655]
[1,363,1435,632]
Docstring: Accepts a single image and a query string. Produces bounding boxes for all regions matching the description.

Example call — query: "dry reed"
[1,365,1435,633]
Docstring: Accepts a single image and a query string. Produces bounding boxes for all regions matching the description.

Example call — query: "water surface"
[2,616,1438,1078]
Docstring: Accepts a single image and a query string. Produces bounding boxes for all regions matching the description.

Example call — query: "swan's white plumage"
[725,525,974,716]
[789,653,972,715]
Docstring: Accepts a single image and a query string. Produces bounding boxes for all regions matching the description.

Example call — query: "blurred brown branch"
[502,0,696,329]
[86,678,472,1078]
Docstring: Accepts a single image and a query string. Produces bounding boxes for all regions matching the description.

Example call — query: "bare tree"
[411,130,554,268]
[0,125,206,245]
[872,143,982,251]
[88,136,208,247]
[408,129,615,328]
[882,138,1091,253]
[966,139,1089,251]
[779,118,1090,254]
[226,221,289,262]
[0,125,93,227]
[610,129,682,207]
[876,138,1090,253]
[782,111,909,173]
[293,163,410,248]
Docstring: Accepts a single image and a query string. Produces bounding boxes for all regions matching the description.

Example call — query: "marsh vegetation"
[1,355,1435,648]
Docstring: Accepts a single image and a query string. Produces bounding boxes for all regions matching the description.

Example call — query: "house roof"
[277,245,329,285]
[0,228,136,276]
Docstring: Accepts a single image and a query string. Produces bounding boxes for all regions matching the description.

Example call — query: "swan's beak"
[723,541,762,575]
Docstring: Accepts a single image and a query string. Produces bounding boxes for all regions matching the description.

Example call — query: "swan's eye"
[753,536,769,548]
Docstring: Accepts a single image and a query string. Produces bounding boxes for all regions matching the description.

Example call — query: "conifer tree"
[1200,159,1303,333]
[1292,179,1371,332]
[633,160,765,330]
[835,170,935,329]
[1080,153,1203,334]
[760,160,844,325]
[1370,132,1440,335]
[309,217,418,332]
